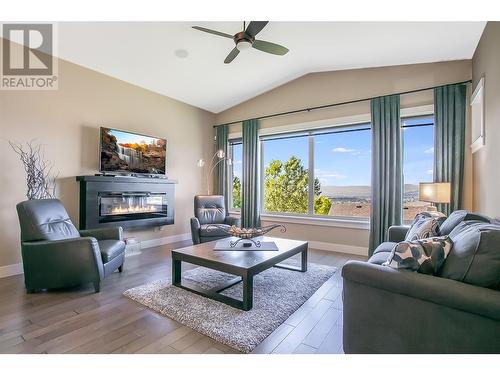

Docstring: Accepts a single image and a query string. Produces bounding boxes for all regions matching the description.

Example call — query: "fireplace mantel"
[76,175,177,230]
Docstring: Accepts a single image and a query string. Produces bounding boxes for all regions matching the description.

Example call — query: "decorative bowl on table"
[206,224,286,248]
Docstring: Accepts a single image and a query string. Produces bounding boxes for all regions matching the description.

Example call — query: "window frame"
[259,122,372,222]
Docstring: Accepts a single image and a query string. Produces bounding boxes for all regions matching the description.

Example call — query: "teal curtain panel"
[434,84,467,216]
[216,124,229,209]
[241,119,260,228]
[369,95,403,254]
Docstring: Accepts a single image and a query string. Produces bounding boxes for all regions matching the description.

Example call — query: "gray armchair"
[190,195,240,244]
[16,199,125,293]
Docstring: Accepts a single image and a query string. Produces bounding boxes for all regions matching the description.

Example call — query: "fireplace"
[77,175,176,230]
[99,192,168,223]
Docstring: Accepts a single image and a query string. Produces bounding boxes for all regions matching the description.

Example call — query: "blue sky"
[231,116,434,188]
[108,129,160,145]
[402,122,434,186]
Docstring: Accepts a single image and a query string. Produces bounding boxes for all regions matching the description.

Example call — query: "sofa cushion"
[405,212,439,241]
[440,221,500,289]
[369,242,398,264]
[369,251,393,265]
[384,236,453,275]
[438,210,491,236]
[373,242,397,255]
[200,224,230,237]
[99,239,125,263]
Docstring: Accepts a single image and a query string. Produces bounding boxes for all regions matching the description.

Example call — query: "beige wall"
[259,220,369,252]
[216,60,472,126]
[217,61,473,253]
[0,57,215,268]
[472,22,500,218]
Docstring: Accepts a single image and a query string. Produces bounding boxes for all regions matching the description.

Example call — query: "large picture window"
[402,116,435,221]
[228,114,435,222]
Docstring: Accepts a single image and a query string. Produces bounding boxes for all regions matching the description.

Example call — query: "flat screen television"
[99,127,167,175]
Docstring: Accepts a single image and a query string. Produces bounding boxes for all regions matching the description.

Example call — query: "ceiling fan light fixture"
[192,21,289,63]
[236,39,252,51]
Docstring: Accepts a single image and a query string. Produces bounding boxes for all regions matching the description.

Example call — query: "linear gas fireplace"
[99,192,168,223]
[77,175,176,230]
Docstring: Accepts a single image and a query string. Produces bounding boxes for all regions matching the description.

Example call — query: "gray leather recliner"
[190,195,240,244]
[16,199,125,293]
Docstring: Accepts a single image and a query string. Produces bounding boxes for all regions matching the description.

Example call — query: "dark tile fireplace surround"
[76,175,176,230]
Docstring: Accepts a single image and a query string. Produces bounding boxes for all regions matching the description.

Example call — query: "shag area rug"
[124,261,336,353]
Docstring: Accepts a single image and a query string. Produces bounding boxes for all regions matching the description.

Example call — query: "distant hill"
[321,184,419,199]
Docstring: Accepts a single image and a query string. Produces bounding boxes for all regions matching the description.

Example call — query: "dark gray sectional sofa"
[342,211,500,353]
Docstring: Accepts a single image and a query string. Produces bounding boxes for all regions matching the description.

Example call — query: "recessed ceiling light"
[174,49,189,58]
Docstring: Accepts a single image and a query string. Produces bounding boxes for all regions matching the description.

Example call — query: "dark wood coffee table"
[171,236,308,311]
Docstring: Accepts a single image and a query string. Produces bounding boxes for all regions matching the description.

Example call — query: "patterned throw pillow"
[383,236,454,275]
[404,212,440,241]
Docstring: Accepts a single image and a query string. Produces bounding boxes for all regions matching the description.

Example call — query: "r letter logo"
[1,23,58,90]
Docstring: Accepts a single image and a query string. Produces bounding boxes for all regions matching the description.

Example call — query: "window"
[260,124,371,219]
[314,125,371,218]
[402,116,435,222]
[262,134,309,214]
[229,140,242,210]
[230,114,435,223]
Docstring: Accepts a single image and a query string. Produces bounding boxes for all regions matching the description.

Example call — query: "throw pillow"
[404,212,439,241]
[384,236,454,275]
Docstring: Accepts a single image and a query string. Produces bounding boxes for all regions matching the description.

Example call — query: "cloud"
[315,169,347,180]
[424,147,434,154]
[333,147,355,153]
[426,169,433,175]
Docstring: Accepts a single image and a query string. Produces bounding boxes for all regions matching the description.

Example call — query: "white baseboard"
[0,263,24,278]
[140,232,191,250]
[308,240,368,257]
[0,232,192,279]
[0,234,364,278]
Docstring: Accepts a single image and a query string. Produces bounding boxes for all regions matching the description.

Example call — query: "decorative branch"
[9,140,58,200]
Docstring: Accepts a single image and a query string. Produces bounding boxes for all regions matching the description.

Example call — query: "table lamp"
[418,182,451,215]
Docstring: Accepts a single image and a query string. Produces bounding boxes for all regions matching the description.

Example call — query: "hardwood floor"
[0,240,366,354]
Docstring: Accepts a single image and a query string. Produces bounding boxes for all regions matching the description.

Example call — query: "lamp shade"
[419,182,451,204]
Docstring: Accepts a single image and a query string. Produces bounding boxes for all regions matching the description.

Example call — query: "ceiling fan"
[192,21,289,64]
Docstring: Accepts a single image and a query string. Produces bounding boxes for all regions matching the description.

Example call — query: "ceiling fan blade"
[245,21,269,38]
[224,47,240,64]
[252,40,289,56]
[192,26,233,39]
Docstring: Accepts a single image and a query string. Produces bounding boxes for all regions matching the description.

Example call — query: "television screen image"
[100,127,166,175]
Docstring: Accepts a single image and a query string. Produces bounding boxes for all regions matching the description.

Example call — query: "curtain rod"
[213,79,472,128]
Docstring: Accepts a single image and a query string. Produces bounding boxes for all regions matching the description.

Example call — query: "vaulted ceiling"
[55,22,486,113]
